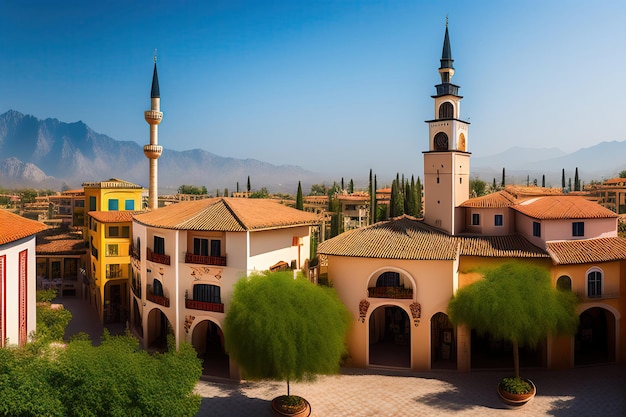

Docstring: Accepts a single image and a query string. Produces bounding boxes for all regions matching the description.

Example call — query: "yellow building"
[84,178,143,323]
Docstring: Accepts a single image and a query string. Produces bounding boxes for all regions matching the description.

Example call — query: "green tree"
[224,188,229,197]
[201,186,208,195]
[310,183,328,196]
[368,169,374,225]
[249,187,269,199]
[296,181,303,210]
[492,178,497,191]
[501,168,506,188]
[448,262,578,379]
[348,179,354,194]
[224,271,350,400]
[619,170,626,179]
[415,176,422,217]
[470,178,487,197]
[177,185,204,195]
[561,169,566,189]
[542,175,545,188]
[574,167,580,191]
[247,176,251,193]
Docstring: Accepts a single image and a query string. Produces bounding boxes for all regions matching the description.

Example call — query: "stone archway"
[431,312,456,370]
[575,307,616,365]
[368,305,411,368]
[191,320,229,378]
[146,308,172,352]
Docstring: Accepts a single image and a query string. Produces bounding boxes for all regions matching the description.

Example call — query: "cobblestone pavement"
[195,365,626,417]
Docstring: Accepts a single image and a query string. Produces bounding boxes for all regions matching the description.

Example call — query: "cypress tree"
[574,167,580,191]
[542,175,545,188]
[296,181,303,210]
[369,169,374,225]
[561,169,566,190]
[501,168,506,188]
[216,189,220,197]
[492,178,497,190]
[416,176,423,217]
[568,178,572,192]
[247,176,251,193]
[237,182,240,193]
[224,188,229,197]
[374,175,378,221]
[341,177,345,191]
[348,179,354,194]
[390,180,397,218]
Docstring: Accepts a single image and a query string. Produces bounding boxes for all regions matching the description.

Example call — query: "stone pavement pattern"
[195,366,626,417]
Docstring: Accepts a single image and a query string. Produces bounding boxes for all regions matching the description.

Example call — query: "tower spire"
[144,54,164,210]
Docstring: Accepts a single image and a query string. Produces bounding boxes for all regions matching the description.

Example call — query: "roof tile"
[546,237,626,264]
[0,210,48,245]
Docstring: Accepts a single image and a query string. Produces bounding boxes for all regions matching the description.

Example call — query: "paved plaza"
[194,364,625,417]
[55,295,625,417]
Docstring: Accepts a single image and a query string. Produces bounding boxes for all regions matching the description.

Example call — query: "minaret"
[144,54,163,210]
[423,21,470,235]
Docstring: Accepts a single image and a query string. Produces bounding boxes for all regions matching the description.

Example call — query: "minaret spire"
[144,53,164,210]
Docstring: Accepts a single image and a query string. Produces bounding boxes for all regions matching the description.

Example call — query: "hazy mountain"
[1,110,625,192]
[0,110,323,193]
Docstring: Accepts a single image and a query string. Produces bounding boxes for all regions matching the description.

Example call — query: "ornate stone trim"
[410,302,421,327]
[358,299,370,323]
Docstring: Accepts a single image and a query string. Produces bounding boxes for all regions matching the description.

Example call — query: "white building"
[130,197,319,378]
[0,210,46,347]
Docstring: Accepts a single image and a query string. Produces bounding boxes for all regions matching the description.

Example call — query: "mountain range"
[1,110,625,192]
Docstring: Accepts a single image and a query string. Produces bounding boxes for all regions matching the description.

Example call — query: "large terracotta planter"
[271,396,311,417]
[497,378,536,408]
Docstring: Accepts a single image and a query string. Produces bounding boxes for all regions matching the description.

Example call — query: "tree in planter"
[224,271,350,412]
[447,262,578,387]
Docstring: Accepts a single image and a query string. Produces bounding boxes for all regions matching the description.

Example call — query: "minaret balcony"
[143,144,163,159]
[144,110,163,124]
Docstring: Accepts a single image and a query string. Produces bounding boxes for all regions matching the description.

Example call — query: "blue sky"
[1,1,625,182]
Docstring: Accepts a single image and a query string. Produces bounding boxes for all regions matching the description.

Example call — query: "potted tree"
[447,262,578,406]
[224,270,351,416]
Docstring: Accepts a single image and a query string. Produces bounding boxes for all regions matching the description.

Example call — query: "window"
[154,236,165,255]
[533,222,541,237]
[125,200,135,210]
[121,226,130,238]
[109,226,119,237]
[472,213,480,226]
[106,264,123,279]
[434,132,449,151]
[193,238,209,256]
[587,270,602,298]
[89,196,96,211]
[108,199,119,211]
[193,284,221,304]
[494,214,503,226]
[90,237,98,260]
[107,244,119,257]
[75,199,85,207]
[376,271,400,287]
[438,102,454,119]
[572,222,585,237]
[152,279,164,297]
[210,240,221,257]
[557,275,572,291]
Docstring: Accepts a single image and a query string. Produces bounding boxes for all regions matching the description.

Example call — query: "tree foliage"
[0,332,201,417]
[295,181,303,210]
[448,262,578,377]
[470,178,487,197]
[224,271,350,395]
[177,185,206,195]
[619,170,626,179]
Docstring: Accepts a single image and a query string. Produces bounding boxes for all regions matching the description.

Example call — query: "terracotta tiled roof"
[89,211,139,223]
[133,198,319,231]
[602,178,626,186]
[504,185,563,197]
[36,230,87,255]
[460,191,518,208]
[0,210,47,245]
[317,215,459,260]
[513,196,617,220]
[459,235,549,258]
[546,237,626,264]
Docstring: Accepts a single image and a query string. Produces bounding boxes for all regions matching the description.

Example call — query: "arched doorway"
[575,307,616,365]
[147,308,172,352]
[191,320,229,378]
[470,331,546,370]
[431,313,456,370]
[368,305,410,368]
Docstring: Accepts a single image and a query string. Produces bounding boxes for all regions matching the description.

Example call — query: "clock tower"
[423,22,470,235]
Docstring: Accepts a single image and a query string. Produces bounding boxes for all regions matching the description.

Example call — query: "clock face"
[434,132,448,151]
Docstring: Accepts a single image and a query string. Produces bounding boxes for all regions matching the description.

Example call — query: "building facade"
[0,210,47,347]
[317,24,625,373]
[130,197,319,378]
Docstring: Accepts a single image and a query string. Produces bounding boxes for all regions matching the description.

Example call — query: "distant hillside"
[0,110,323,193]
[472,142,626,186]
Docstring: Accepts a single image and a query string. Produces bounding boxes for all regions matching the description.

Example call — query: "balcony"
[368,286,413,299]
[185,299,224,313]
[147,248,170,265]
[146,285,170,307]
[185,252,227,266]
[577,291,620,301]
